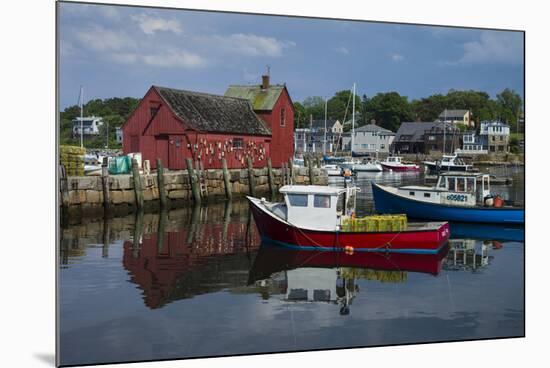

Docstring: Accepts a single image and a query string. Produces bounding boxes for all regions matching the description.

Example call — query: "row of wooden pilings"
[60,155,324,215]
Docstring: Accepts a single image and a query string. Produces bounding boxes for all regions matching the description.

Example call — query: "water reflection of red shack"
[123,216,260,309]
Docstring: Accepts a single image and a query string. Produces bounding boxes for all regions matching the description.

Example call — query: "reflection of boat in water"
[445,238,492,272]
[248,241,449,315]
[449,222,524,242]
[249,240,450,283]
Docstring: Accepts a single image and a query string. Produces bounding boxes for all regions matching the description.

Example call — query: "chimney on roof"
[261,65,270,90]
[370,119,376,125]
[261,74,270,90]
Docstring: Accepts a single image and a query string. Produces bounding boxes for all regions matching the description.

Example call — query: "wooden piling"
[59,164,70,212]
[156,159,167,209]
[157,209,167,252]
[267,158,275,197]
[101,157,110,213]
[288,157,294,184]
[187,203,201,244]
[308,158,315,185]
[102,217,110,258]
[199,159,208,197]
[131,158,144,210]
[186,158,201,205]
[221,158,232,200]
[222,201,232,241]
[247,157,256,197]
[132,210,143,258]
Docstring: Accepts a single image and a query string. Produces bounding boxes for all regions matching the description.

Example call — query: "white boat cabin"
[272,185,359,231]
[384,156,403,164]
[397,172,491,207]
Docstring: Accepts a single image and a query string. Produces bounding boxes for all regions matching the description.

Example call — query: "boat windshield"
[287,194,308,207]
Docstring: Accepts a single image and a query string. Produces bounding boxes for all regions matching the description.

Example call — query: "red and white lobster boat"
[248,185,449,254]
[380,156,420,171]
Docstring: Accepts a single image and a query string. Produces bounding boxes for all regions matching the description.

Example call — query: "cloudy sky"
[58,2,524,109]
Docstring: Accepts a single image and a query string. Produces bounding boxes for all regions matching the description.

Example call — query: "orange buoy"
[493,195,503,208]
[344,245,354,255]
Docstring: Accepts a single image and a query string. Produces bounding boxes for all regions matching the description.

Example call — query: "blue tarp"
[108,156,131,175]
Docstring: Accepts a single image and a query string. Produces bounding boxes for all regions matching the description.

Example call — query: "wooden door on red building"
[169,135,186,170]
[155,135,169,169]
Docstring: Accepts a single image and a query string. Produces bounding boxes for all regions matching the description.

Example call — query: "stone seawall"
[60,166,328,217]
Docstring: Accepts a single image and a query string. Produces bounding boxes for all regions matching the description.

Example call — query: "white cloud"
[454,31,523,65]
[110,53,138,64]
[60,40,75,56]
[335,46,349,55]
[131,13,182,35]
[392,53,404,62]
[75,26,135,52]
[98,6,120,21]
[142,49,206,68]
[212,33,295,57]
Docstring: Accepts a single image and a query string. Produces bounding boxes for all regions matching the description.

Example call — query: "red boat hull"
[249,199,450,254]
[380,163,420,172]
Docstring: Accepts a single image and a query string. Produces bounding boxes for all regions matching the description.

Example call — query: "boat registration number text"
[446,194,468,202]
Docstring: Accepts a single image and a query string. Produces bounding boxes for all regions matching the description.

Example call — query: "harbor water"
[58,167,524,366]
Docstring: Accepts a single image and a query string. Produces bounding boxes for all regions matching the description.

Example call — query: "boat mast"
[324,96,328,155]
[443,108,446,155]
[351,83,355,157]
[79,85,84,148]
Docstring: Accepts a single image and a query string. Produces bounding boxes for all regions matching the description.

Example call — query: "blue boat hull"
[372,183,524,224]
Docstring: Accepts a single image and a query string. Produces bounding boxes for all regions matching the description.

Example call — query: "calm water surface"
[58,167,524,366]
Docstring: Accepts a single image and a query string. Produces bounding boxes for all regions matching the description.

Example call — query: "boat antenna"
[79,85,84,148]
[443,109,446,155]
[324,96,328,155]
[351,83,356,157]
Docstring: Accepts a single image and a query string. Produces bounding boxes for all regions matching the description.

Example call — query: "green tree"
[410,94,447,121]
[302,96,325,124]
[496,88,523,130]
[293,102,307,128]
[364,92,414,132]
[327,90,361,123]
[58,96,140,147]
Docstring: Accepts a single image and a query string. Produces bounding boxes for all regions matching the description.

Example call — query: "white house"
[72,116,104,136]
[479,120,510,153]
[342,123,395,155]
[456,131,488,155]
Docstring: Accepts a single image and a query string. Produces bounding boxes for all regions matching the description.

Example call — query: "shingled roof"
[224,84,285,111]
[395,122,459,142]
[355,124,395,134]
[154,86,271,136]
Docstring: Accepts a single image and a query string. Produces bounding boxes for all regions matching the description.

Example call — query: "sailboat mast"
[80,85,84,148]
[324,97,327,155]
[351,83,355,156]
[443,109,446,154]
